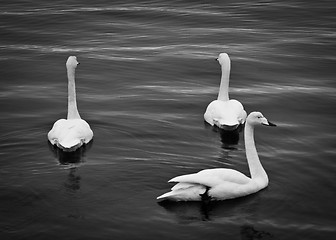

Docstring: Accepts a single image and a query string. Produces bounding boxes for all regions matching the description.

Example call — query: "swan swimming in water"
[157,112,276,202]
[204,53,247,130]
[48,56,93,152]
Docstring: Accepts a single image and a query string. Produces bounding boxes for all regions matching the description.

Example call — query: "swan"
[48,56,93,152]
[157,111,276,201]
[204,53,247,130]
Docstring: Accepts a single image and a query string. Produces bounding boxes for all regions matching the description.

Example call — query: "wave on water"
[0,5,231,17]
[235,83,336,97]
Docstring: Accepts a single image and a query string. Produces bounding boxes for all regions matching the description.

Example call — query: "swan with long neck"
[204,53,246,130]
[48,56,93,151]
[157,112,276,201]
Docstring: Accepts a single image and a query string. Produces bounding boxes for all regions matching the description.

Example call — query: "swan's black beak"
[266,121,276,127]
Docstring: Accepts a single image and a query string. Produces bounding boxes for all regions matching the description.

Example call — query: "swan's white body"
[157,112,276,201]
[204,53,246,130]
[48,56,93,151]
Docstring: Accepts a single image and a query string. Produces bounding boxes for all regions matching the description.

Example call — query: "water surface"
[0,1,335,239]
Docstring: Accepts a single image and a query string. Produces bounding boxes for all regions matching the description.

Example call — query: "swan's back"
[170,168,251,186]
[204,99,247,127]
[48,118,93,149]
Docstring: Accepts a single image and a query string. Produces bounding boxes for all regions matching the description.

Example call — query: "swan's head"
[216,53,230,66]
[66,56,80,69]
[247,112,276,127]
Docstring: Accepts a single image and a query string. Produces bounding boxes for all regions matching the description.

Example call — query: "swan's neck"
[244,124,268,183]
[67,67,81,119]
[217,63,230,101]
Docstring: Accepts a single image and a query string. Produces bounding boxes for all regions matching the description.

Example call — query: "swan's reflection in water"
[158,196,255,222]
[63,168,81,193]
[158,200,213,222]
[159,196,273,239]
[240,225,273,240]
[48,140,93,166]
[218,127,241,149]
[205,122,243,149]
[48,141,93,193]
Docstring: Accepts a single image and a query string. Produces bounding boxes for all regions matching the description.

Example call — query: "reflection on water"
[48,141,93,166]
[218,127,242,148]
[64,168,81,193]
[204,122,242,148]
[0,0,335,239]
[158,201,212,222]
[48,142,93,194]
[158,194,261,223]
[240,225,273,240]
[159,198,274,239]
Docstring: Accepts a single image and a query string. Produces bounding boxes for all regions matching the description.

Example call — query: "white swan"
[157,112,276,201]
[204,53,247,130]
[48,56,93,151]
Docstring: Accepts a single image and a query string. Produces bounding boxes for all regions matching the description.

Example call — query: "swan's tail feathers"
[157,184,207,202]
[156,191,177,201]
[57,138,83,152]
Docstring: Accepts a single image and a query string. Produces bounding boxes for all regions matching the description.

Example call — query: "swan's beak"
[262,120,277,127]
[267,121,276,127]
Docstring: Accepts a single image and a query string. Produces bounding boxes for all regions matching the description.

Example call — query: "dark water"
[0,1,335,239]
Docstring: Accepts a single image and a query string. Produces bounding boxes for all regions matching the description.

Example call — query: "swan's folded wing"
[171,182,200,191]
[227,100,246,123]
[75,120,93,143]
[47,119,67,143]
[169,172,223,188]
[169,168,251,187]
[238,109,247,124]
[64,119,93,144]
